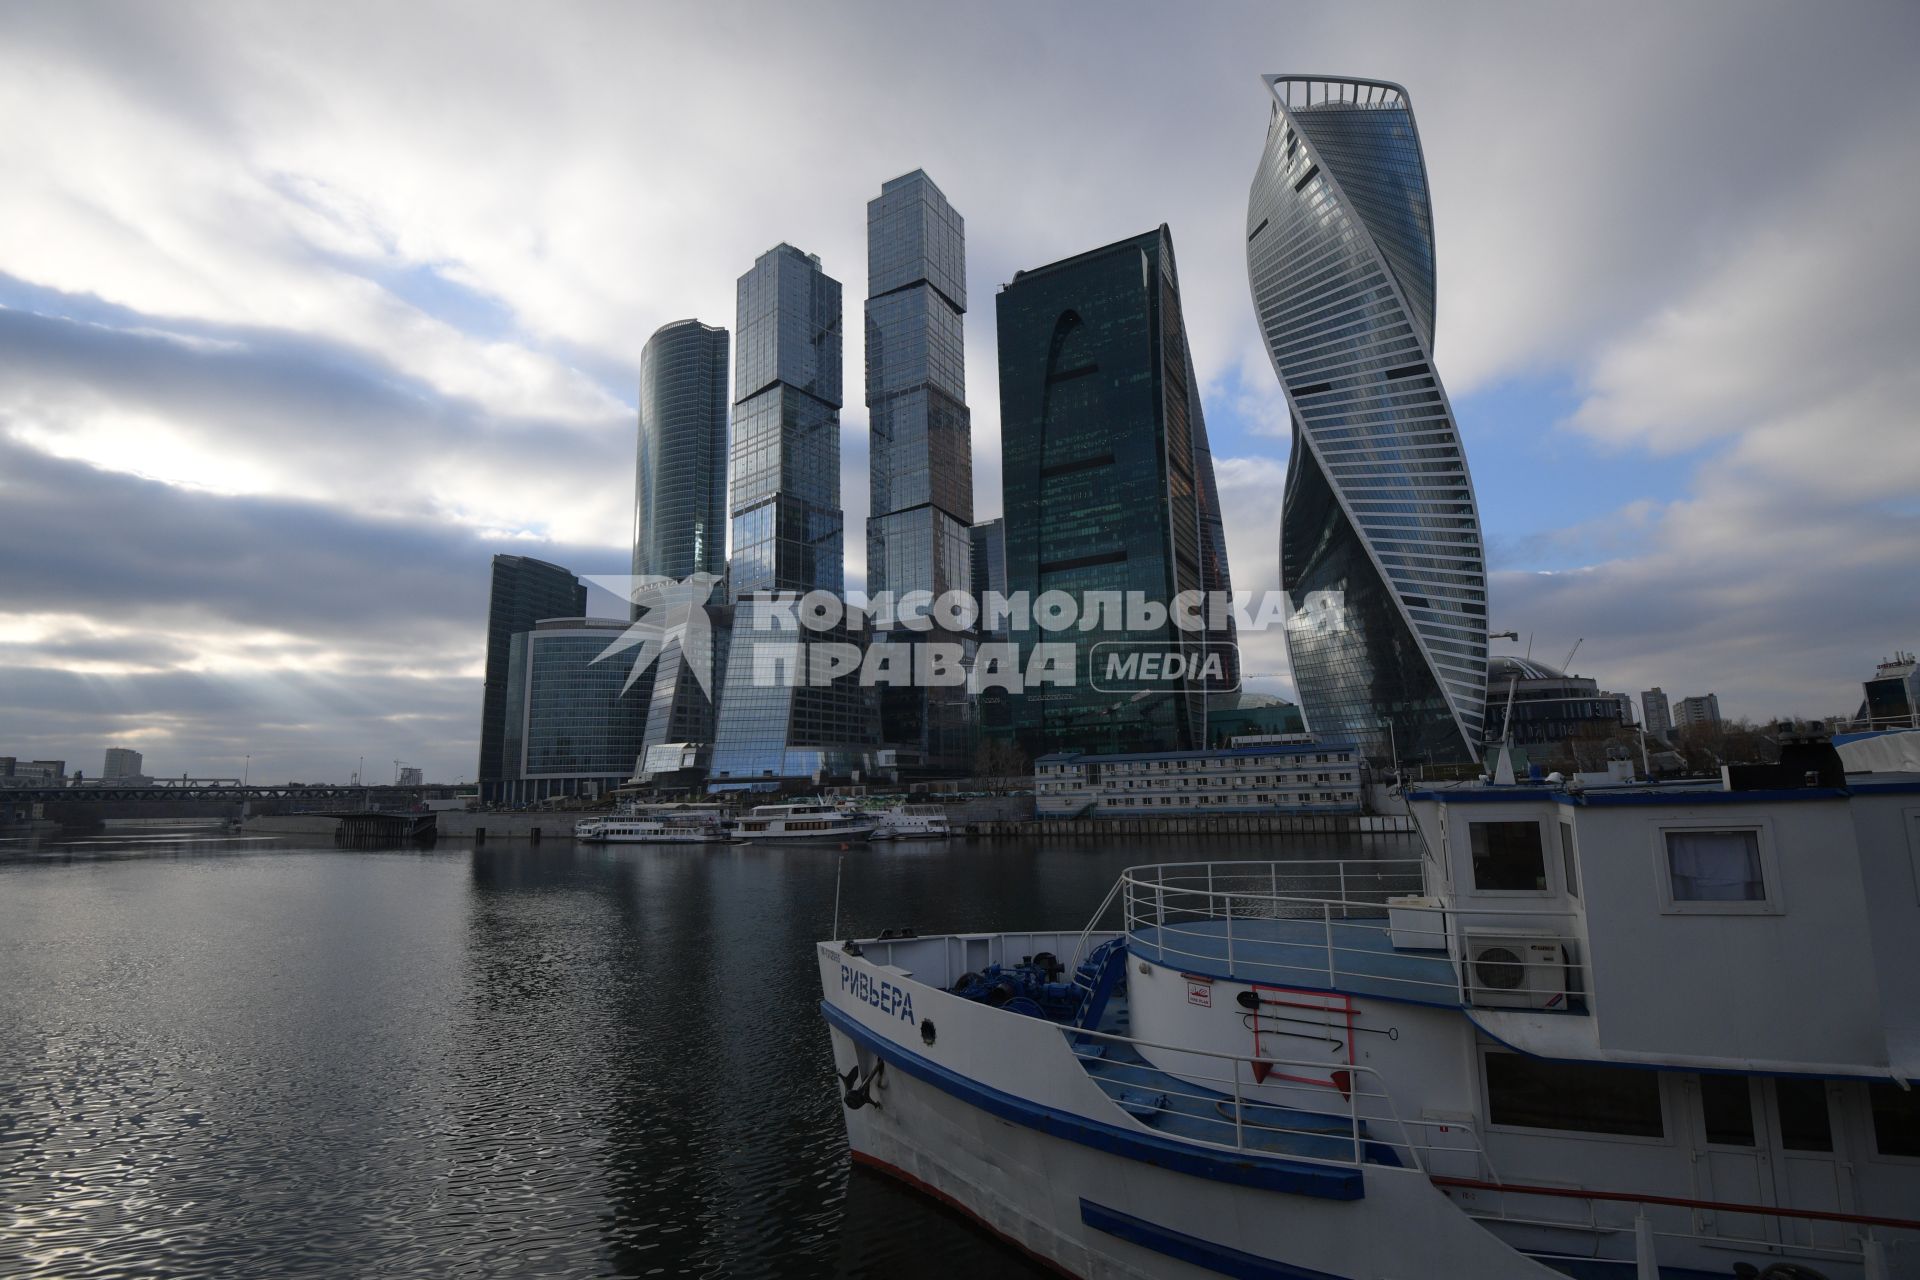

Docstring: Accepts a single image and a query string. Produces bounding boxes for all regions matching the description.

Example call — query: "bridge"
[2,782,466,829]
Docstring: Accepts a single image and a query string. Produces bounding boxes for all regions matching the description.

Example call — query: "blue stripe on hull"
[1080,1199,1351,1280]
[822,1000,1363,1201]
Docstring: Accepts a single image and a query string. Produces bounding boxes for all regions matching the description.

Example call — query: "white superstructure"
[869,804,950,841]
[574,806,725,844]
[734,802,876,843]
[819,756,1920,1278]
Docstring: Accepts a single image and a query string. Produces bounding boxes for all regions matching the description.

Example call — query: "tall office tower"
[997,226,1230,759]
[1248,75,1487,765]
[726,243,845,597]
[969,518,1007,634]
[1642,687,1673,740]
[102,747,143,779]
[479,555,587,802]
[634,320,729,585]
[865,171,974,773]
[709,245,874,786]
[633,319,730,755]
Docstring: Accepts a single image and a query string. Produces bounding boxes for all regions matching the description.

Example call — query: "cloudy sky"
[3,1,1916,783]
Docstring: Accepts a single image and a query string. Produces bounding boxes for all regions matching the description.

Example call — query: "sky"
[2,0,1916,783]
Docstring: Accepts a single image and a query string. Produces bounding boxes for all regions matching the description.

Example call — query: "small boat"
[733,802,876,843]
[868,804,950,841]
[574,808,725,844]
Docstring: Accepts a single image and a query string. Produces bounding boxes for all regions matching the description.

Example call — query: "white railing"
[1118,860,1584,1009]
[1055,1020,1499,1178]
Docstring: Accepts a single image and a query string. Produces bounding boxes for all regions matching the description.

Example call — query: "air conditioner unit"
[1463,931,1568,1010]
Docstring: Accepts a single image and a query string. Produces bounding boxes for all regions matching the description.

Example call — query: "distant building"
[479,555,588,803]
[1641,687,1672,739]
[1482,657,1629,749]
[498,618,650,805]
[1035,741,1362,817]
[1855,651,1919,730]
[1673,693,1723,732]
[865,171,974,776]
[1250,76,1486,766]
[997,225,1229,759]
[102,748,144,780]
[0,758,66,786]
[397,766,424,787]
[969,518,1006,630]
[633,319,729,588]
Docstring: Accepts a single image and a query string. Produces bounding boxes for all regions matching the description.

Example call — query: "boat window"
[1665,829,1764,902]
[1868,1082,1920,1158]
[1470,821,1547,892]
[1558,821,1579,899]
[1484,1052,1663,1137]
[1774,1079,1833,1152]
[1697,1075,1754,1146]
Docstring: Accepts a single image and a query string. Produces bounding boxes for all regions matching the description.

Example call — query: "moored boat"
[868,804,950,841]
[574,806,726,844]
[734,802,876,843]
[818,743,1920,1278]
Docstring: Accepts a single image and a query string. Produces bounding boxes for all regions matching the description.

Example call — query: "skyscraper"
[479,554,587,801]
[634,319,729,585]
[969,518,1006,634]
[1674,693,1722,731]
[865,171,974,773]
[997,225,1229,759]
[1247,75,1487,765]
[709,245,874,786]
[726,243,845,597]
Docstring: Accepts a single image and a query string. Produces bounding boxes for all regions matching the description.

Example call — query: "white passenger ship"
[869,804,951,841]
[735,802,877,843]
[820,746,1920,1278]
[574,806,725,844]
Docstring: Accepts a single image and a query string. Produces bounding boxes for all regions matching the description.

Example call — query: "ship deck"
[1129,916,1462,1006]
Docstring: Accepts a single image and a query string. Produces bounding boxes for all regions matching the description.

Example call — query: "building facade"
[1642,687,1673,740]
[709,244,875,787]
[1034,741,1362,817]
[969,518,1006,631]
[1247,75,1487,766]
[726,244,845,598]
[864,172,974,775]
[996,226,1231,760]
[634,319,729,588]
[497,618,650,805]
[102,747,144,780]
[1673,693,1723,732]
[479,555,587,802]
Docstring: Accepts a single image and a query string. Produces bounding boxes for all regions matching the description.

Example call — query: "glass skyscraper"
[498,618,650,805]
[634,319,728,586]
[865,171,973,773]
[1247,75,1487,765]
[726,244,845,598]
[996,226,1231,759]
[709,244,875,786]
[478,554,587,802]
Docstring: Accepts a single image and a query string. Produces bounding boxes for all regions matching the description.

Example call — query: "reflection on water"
[0,830,1417,1277]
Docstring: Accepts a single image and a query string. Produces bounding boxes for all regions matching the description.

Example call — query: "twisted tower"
[1247,75,1486,764]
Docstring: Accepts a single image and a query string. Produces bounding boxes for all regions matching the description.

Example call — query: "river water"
[0,827,1418,1278]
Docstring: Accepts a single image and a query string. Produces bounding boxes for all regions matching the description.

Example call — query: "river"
[0,827,1419,1278]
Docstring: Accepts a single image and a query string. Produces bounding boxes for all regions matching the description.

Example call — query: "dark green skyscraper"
[478,554,587,802]
[996,226,1231,759]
